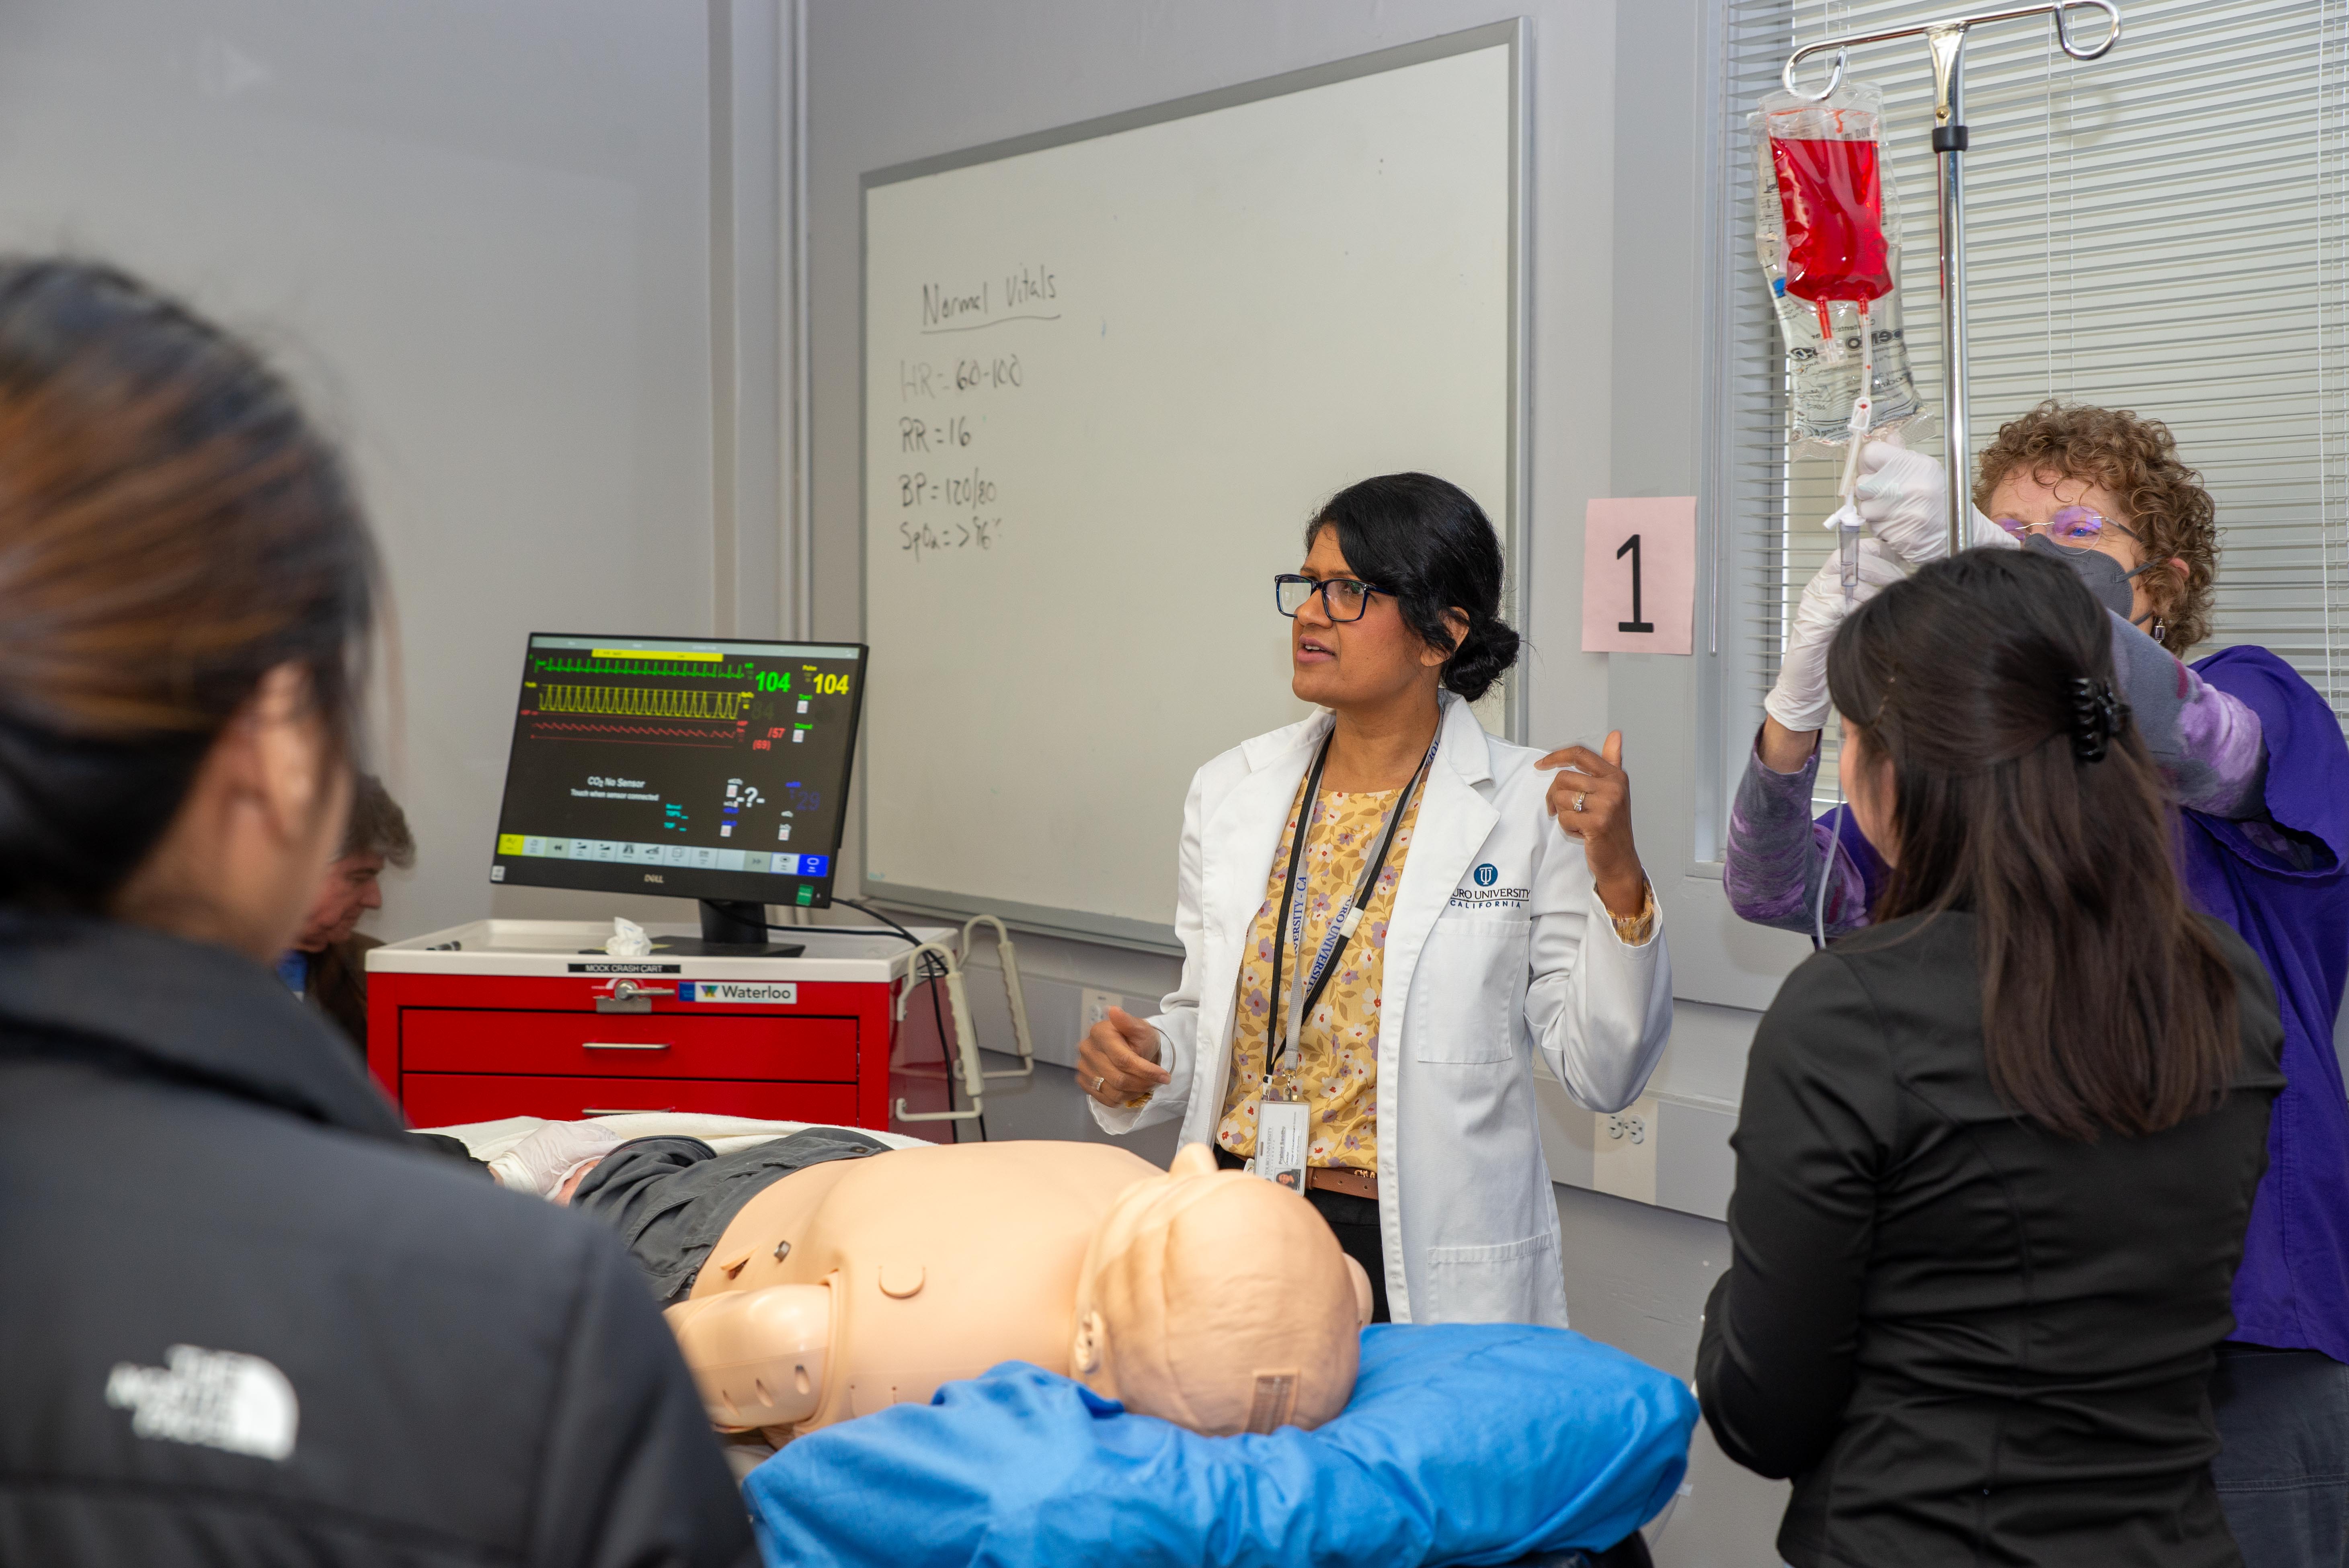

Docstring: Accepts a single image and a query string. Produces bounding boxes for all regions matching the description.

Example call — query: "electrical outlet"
[1604,1113,1647,1146]
[1592,1095,1659,1205]
[1080,988,1122,1033]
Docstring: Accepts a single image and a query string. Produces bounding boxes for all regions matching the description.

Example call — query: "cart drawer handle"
[582,1107,676,1117]
[581,1041,671,1051]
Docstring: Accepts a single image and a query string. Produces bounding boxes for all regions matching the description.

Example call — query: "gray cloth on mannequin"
[571,1128,892,1304]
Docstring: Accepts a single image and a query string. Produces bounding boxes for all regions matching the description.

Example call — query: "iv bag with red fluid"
[1765,81,1893,342]
[1750,77,1924,448]
[1773,135,1892,330]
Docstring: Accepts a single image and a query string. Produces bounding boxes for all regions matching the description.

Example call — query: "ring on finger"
[1574,791,1588,813]
[1094,1074,1106,1093]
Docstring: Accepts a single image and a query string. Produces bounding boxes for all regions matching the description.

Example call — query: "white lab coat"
[1092,695,1674,1326]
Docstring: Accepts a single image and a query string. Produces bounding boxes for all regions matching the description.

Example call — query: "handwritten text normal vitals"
[893,264,1057,563]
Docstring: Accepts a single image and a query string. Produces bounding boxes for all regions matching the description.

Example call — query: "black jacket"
[0,916,756,1567]
[304,931,377,1061]
[1697,912,2286,1568]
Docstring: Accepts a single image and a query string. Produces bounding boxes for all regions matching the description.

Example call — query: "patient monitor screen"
[489,634,868,908]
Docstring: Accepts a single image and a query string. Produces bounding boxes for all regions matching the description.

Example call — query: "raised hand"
[1536,730,1647,918]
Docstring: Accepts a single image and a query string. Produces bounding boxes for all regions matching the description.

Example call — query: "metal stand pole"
[1929,25,1972,560]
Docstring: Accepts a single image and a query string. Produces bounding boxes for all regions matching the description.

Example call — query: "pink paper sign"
[1581,497,1696,656]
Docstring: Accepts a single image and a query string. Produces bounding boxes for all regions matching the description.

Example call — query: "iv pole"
[1783,1,2122,558]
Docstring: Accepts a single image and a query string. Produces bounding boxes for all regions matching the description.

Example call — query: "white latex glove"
[486,1119,627,1197]
[1851,442,2015,565]
[1763,531,1908,734]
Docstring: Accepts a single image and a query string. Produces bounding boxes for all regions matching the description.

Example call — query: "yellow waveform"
[540,684,749,721]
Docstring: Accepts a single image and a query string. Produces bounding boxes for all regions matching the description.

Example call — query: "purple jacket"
[2179,647,2349,1362]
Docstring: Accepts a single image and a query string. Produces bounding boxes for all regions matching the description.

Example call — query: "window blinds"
[1720,0,2349,817]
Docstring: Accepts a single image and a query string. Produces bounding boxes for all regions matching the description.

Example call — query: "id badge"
[1254,1099,1310,1192]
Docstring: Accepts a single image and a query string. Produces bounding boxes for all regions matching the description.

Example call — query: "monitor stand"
[572,900,805,958]
[661,898,804,958]
[647,898,807,959]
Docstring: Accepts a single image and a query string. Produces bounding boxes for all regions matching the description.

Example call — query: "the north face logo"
[106,1345,299,1461]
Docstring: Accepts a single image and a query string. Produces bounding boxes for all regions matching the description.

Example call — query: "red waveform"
[528,721,743,746]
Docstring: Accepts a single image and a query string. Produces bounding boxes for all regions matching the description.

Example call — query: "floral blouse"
[1215,776,1423,1172]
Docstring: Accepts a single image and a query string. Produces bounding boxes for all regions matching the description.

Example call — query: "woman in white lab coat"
[1078,473,1674,1326]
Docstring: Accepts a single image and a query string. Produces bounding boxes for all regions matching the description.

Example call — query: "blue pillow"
[744,1322,1695,1568]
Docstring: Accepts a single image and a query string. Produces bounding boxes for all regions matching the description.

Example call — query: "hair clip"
[2068,676,2125,763]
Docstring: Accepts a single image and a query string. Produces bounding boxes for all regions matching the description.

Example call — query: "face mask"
[2022,531,2153,622]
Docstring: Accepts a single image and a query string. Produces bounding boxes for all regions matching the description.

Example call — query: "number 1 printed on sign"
[1615,533,1656,635]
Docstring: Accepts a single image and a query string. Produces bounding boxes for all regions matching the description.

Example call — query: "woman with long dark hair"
[0,260,752,1565]
[1698,549,2286,1566]
[1074,473,1674,1326]
[1725,406,2349,1564]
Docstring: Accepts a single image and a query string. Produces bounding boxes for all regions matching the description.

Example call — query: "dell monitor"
[488,633,868,953]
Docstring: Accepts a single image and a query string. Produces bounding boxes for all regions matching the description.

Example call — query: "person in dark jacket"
[0,259,755,1567]
[277,772,413,1057]
[1697,549,2287,1568]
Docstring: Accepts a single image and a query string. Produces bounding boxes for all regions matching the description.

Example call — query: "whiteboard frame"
[855,18,1531,953]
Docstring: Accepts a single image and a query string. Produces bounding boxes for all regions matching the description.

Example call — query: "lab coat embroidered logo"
[1449,868,1530,910]
[105,1345,299,1461]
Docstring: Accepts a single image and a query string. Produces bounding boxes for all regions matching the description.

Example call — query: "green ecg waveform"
[533,656,753,680]
[540,685,750,721]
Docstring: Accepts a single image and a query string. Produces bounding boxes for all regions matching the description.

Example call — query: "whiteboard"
[861,24,1522,949]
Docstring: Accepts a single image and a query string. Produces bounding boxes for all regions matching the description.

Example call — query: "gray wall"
[802,2,1785,1561]
[0,0,796,939]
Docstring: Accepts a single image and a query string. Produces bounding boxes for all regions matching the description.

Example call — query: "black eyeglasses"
[1274,574,1381,623]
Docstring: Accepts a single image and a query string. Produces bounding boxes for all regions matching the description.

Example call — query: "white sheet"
[419,1112,930,1164]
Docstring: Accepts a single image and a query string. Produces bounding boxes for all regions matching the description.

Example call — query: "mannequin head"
[1069,1144,1370,1435]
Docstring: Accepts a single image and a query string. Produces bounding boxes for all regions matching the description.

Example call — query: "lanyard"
[1264,728,1438,1084]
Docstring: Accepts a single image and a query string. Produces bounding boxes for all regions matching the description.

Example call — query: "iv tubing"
[1821,292,1870,949]
[1817,503,1862,952]
[1830,298,1874,594]
[1837,298,1878,514]
[1815,798,1849,951]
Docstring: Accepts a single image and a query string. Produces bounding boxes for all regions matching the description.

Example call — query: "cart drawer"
[400,1008,855,1082]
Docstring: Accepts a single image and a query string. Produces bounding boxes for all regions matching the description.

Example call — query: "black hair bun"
[1309,472,1514,703]
[1443,615,1520,702]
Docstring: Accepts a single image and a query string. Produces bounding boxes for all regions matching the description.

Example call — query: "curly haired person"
[1719,402,2349,1567]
